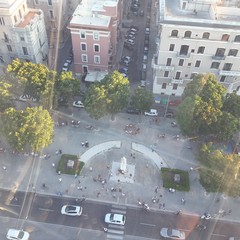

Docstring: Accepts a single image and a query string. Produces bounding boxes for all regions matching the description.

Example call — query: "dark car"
[124,44,134,51]
[127,108,140,114]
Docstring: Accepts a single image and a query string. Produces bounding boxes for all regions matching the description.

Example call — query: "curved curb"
[80,140,121,163]
[132,142,167,169]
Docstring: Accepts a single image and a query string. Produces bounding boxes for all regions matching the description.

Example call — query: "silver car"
[104,213,126,225]
[160,228,185,239]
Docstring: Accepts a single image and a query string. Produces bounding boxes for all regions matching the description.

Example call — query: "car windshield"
[18,231,24,238]
[66,206,76,211]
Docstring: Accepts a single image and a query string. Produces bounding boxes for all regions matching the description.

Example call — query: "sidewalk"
[0,113,240,223]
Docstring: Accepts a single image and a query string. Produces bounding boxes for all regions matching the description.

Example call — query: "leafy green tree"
[176,96,196,135]
[2,106,54,152]
[130,87,154,113]
[222,92,240,118]
[0,80,14,112]
[84,71,130,120]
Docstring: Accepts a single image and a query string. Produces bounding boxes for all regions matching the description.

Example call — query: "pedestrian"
[59,178,62,182]
[181,198,185,204]
[59,149,62,154]
[78,180,81,184]
[97,192,100,198]
[75,174,77,178]
[55,150,59,155]
[85,141,89,148]
[155,186,159,193]
[81,142,85,147]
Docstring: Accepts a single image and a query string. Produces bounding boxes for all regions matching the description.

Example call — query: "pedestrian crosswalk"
[106,205,127,240]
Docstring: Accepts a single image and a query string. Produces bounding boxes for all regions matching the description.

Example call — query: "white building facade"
[153,0,240,96]
[0,0,48,67]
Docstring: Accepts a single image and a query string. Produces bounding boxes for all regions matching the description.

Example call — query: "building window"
[175,71,181,79]
[81,54,88,62]
[20,36,25,41]
[94,44,100,52]
[179,59,184,66]
[19,9,22,19]
[81,43,87,51]
[80,31,86,39]
[49,10,54,19]
[188,63,191,66]
[184,31,191,38]
[173,83,178,90]
[221,34,229,41]
[23,4,26,12]
[234,35,240,42]
[162,83,167,89]
[22,47,28,55]
[0,17,5,25]
[202,32,210,39]
[48,0,52,5]
[171,30,178,37]
[169,44,175,51]
[197,46,205,54]
[210,62,220,69]
[34,0,39,4]
[7,45,12,52]
[93,32,99,40]
[215,48,225,57]
[3,32,9,42]
[14,15,17,23]
[83,66,88,73]
[166,58,172,66]
[223,63,232,71]
[94,55,100,64]
[228,49,238,56]
[195,60,201,67]
[180,45,189,55]
[164,71,169,77]
[220,76,226,82]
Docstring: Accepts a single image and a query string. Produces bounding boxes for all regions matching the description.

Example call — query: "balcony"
[171,78,183,84]
[151,58,174,71]
[212,55,225,60]
[219,70,240,77]
[176,53,190,58]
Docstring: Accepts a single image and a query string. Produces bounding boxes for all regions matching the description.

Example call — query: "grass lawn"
[56,154,85,175]
[161,167,190,191]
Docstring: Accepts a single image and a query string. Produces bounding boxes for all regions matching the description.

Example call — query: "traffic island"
[161,167,190,191]
[57,154,85,176]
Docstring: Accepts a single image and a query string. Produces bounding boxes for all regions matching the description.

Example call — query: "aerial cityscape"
[0,0,240,239]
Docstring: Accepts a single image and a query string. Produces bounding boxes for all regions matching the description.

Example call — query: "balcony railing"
[219,70,240,77]
[151,58,174,71]
[171,78,183,84]
[212,55,225,60]
[176,53,190,58]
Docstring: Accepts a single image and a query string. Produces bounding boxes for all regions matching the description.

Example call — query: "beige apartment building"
[68,0,122,79]
[0,0,48,69]
[152,0,240,96]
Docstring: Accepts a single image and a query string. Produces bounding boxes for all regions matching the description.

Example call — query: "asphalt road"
[0,189,240,239]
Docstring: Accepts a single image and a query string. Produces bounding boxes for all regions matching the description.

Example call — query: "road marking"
[38,208,54,212]
[107,229,124,235]
[108,224,125,229]
[107,234,123,239]
[140,222,156,227]
[111,209,126,214]
[212,233,226,237]
[111,204,127,210]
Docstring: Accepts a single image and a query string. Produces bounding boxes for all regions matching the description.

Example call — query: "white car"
[145,27,150,34]
[144,109,158,116]
[160,228,185,240]
[61,205,82,216]
[104,213,126,226]
[73,100,84,108]
[6,229,29,240]
[125,39,135,46]
[62,62,70,72]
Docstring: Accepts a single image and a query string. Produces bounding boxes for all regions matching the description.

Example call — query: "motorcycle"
[143,203,150,212]
[201,213,211,220]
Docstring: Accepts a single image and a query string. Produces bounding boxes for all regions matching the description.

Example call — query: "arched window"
[184,31,191,38]
[221,34,229,41]
[234,35,240,42]
[171,30,178,37]
[202,32,210,39]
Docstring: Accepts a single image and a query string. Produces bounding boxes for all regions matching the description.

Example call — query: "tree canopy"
[84,71,130,119]
[2,106,54,152]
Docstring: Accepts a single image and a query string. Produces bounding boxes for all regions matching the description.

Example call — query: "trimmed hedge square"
[57,154,84,175]
[161,167,190,191]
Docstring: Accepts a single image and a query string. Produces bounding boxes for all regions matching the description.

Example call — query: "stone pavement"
[0,111,240,223]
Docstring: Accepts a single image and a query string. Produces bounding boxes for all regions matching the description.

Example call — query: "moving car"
[105,213,126,225]
[160,228,185,240]
[73,100,84,108]
[62,62,70,72]
[6,229,29,240]
[61,205,82,216]
[144,109,158,116]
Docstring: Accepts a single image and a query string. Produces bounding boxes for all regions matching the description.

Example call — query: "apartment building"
[0,0,48,67]
[27,0,80,48]
[152,0,240,96]
[68,0,122,79]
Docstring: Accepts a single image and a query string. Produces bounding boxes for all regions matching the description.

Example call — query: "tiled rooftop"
[17,10,40,28]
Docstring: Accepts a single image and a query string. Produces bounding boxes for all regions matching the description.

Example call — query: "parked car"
[129,28,138,33]
[124,44,134,51]
[144,109,158,116]
[120,59,130,66]
[144,46,149,54]
[61,205,82,216]
[140,10,144,16]
[62,62,70,72]
[142,64,147,71]
[143,55,148,63]
[145,27,150,34]
[73,100,84,108]
[169,99,182,106]
[160,228,185,240]
[165,112,174,118]
[127,108,140,114]
[19,95,37,102]
[140,80,146,88]
[121,56,132,63]
[130,25,139,30]
[125,39,135,46]
[118,67,128,74]
[105,213,126,226]
[121,73,128,78]
[6,229,29,240]
[141,71,146,80]
[126,34,136,40]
